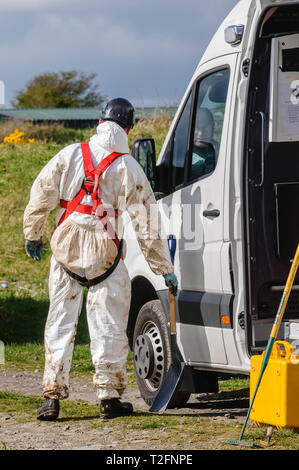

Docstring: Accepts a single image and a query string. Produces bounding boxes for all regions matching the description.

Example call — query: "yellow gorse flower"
[2,128,35,145]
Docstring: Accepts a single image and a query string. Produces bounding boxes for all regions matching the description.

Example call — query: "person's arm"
[23,151,64,247]
[124,159,175,278]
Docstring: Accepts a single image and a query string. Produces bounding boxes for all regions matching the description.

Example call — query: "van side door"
[158,55,237,365]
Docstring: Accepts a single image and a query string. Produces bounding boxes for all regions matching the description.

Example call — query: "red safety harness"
[59,142,124,258]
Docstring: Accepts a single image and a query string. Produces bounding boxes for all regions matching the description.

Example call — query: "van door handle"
[203,209,220,218]
[254,111,265,188]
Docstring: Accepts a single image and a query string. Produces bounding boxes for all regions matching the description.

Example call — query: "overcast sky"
[0,0,239,108]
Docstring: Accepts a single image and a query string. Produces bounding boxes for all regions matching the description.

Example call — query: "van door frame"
[242,3,299,355]
[157,54,240,367]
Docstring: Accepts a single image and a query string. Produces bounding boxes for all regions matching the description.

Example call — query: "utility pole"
[0,80,5,106]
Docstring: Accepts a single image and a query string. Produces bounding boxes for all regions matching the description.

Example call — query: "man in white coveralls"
[23,98,178,420]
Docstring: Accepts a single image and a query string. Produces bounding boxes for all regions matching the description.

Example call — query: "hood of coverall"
[90,120,130,156]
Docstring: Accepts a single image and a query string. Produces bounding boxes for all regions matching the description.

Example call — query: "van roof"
[196,0,299,71]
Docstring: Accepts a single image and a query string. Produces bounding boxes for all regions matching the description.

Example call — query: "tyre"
[133,299,190,408]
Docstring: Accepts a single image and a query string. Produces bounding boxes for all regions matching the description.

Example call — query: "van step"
[270,285,299,291]
[250,347,265,354]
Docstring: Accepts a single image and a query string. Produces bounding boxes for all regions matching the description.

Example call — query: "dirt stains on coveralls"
[43,356,69,400]
[93,361,127,398]
[70,323,78,344]
[23,120,173,402]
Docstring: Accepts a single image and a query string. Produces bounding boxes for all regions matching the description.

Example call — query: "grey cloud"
[1,0,239,107]
[0,0,82,12]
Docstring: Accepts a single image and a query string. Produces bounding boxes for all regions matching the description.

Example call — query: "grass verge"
[3,343,136,381]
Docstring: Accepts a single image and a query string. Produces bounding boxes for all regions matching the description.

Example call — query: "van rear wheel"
[133,299,190,408]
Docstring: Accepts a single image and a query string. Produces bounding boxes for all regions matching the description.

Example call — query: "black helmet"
[101,98,135,129]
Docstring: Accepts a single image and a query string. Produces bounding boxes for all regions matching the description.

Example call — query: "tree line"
[12,71,106,108]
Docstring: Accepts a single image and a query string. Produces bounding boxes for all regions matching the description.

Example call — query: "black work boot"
[37,398,60,421]
[100,398,133,419]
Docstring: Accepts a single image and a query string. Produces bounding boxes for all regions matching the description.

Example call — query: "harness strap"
[81,141,94,177]
[58,187,88,226]
[58,142,124,258]
[89,150,124,216]
[60,200,121,218]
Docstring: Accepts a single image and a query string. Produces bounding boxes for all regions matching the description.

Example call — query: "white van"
[124,0,299,408]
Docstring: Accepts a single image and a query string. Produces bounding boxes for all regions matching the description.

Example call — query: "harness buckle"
[82,176,94,195]
[84,176,94,184]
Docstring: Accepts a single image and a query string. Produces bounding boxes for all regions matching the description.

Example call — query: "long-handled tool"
[150,234,193,412]
[150,290,193,412]
[228,241,299,448]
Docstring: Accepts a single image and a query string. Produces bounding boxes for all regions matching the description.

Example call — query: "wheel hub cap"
[134,321,165,390]
[134,335,154,379]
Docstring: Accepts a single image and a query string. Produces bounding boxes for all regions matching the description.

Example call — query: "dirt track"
[0,368,251,451]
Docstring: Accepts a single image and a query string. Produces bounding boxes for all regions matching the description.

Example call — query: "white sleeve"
[23,151,65,241]
[124,160,173,276]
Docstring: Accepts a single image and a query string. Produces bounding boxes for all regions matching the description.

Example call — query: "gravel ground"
[0,368,250,451]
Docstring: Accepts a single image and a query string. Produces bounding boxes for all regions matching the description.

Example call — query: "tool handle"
[169,292,176,334]
[167,234,177,264]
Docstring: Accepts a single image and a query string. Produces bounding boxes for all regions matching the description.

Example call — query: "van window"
[172,92,192,188]
[190,69,230,181]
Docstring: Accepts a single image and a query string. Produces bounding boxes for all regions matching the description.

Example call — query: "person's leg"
[42,256,84,400]
[86,260,131,402]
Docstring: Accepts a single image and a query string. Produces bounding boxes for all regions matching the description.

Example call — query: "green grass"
[0,390,43,412]
[0,390,99,419]
[3,342,135,380]
[239,426,299,450]
[1,340,245,388]
[219,376,249,391]
[0,439,7,450]
[130,415,181,430]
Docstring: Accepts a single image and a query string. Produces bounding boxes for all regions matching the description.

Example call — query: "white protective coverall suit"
[23,120,173,400]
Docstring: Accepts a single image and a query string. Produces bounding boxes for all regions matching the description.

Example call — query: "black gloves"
[25,239,44,261]
[163,272,178,296]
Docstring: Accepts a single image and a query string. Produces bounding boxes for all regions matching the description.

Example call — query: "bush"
[0,112,173,155]
[28,124,88,145]
[129,116,172,157]
[3,129,35,145]
[0,120,90,146]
